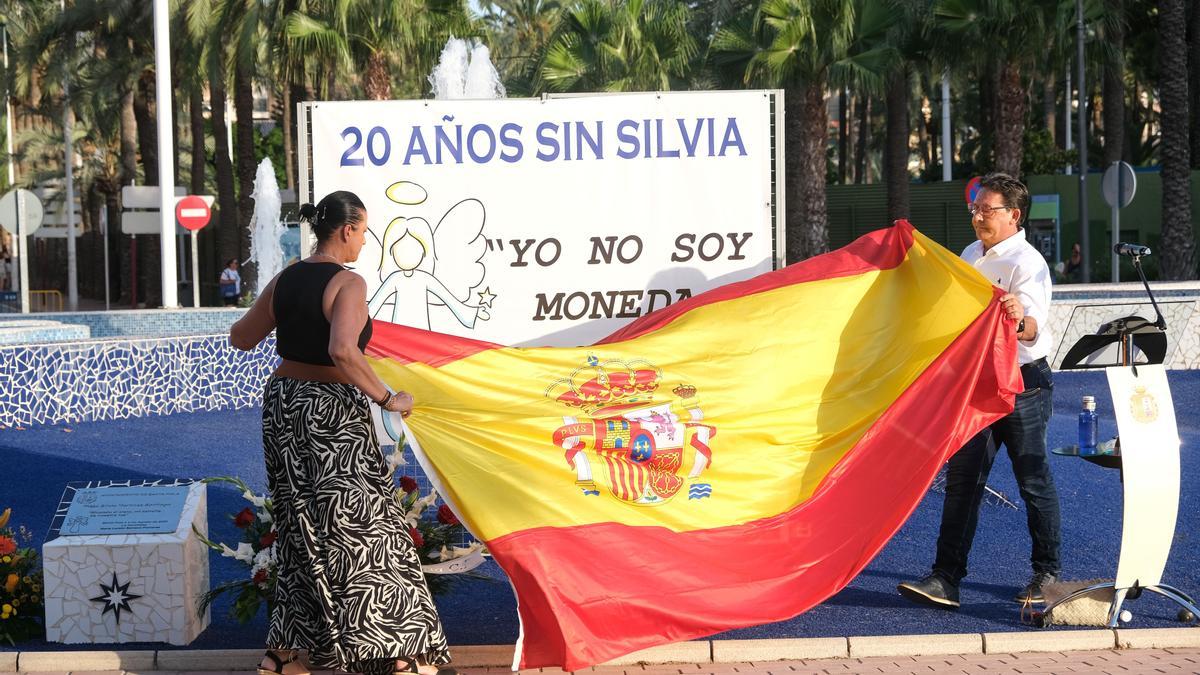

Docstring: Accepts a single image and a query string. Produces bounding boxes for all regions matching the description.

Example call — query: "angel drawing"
[366,181,494,331]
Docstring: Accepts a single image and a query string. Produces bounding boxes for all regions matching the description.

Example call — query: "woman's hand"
[384,391,414,417]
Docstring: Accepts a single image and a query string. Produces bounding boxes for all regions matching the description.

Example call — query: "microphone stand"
[1124,253,1167,368]
[1130,253,1167,331]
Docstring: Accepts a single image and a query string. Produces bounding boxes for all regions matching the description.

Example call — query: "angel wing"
[429,198,486,305]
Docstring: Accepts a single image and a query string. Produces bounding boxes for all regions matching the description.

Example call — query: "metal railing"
[30,289,64,312]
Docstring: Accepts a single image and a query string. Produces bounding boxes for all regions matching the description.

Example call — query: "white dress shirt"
[961,229,1053,365]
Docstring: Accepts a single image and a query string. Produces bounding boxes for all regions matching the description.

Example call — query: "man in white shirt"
[898,173,1061,609]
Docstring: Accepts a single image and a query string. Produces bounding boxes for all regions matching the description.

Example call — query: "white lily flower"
[218,543,239,559]
[233,542,255,563]
[385,448,407,469]
[257,509,273,524]
[242,490,267,508]
[447,543,484,559]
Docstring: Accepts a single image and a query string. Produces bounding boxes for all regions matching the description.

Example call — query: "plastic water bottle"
[1078,395,1098,456]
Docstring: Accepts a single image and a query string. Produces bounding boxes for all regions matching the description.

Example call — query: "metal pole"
[1110,162,1119,282]
[100,205,109,309]
[153,0,178,307]
[3,22,21,302]
[191,230,200,307]
[941,72,952,182]
[16,191,27,313]
[1077,0,1090,283]
[1064,68,1073,176]
[61,1,78,310]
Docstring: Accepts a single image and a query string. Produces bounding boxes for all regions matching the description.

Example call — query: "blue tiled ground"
[1,370,1197,653]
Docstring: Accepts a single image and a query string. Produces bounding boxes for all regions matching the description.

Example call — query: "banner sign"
[305,91,781,346]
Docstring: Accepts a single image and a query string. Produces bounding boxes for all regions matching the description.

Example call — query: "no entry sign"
[175,195,211,231]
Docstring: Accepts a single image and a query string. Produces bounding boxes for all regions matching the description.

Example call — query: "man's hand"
[999,293,1025,323]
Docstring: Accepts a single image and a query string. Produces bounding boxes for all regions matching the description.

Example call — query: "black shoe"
[897,573,960,609]
[1015,572,1058,604]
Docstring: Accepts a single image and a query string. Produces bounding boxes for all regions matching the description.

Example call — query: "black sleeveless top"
[273,261,373,366]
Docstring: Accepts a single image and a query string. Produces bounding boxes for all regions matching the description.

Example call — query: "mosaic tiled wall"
[25,308,246,339]
[0,319,91,345]
[0,334,276,428]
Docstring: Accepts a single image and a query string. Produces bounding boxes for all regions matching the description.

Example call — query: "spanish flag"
[367,221,1020,670]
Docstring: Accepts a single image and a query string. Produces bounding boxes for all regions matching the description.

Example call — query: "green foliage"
[538,0,698,93]
[1021,128,1079,176]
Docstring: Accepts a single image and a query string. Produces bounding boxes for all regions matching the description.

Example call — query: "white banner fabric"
[308,91,777,346]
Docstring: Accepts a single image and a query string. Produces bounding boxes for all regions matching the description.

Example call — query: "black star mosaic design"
[89,571,142,624]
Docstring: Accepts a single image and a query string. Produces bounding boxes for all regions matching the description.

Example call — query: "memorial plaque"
[59,485,190,535]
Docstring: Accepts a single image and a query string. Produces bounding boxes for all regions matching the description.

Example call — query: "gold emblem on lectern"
[1129,385,1159,424]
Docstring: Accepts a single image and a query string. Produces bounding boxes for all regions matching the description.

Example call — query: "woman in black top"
[231,191,453,675]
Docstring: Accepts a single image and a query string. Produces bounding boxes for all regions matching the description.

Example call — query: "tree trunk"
[365,50,392,101]
[117,84,138,305]
[282,83,294,192]
[993,60,1028,176]
[838,87,849,184]
[921,87,936,174]
[1160,0,1197,280]
[884,67,910,223]
[1188,0,1200,167]
[1042,72,1056,144]
[132,70,161,306]
[288,80,310,194]
[189,87,206,196]
[234,61,257,291]
[783,80,829,263]
[211,68,239,273]
[854,94,869,184]
[133,73,158,186]
[1102,18,1125,166]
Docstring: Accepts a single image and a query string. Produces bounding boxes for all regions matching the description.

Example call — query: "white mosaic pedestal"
[42,482,211,645]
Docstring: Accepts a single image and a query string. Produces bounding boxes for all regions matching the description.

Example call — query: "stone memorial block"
[42,480,210,645]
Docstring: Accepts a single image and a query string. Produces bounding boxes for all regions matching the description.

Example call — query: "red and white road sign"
[175,195,212,231]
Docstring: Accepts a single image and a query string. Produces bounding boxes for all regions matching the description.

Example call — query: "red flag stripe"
[487,287,1017,670]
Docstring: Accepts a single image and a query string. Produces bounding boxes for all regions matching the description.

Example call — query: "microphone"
[1113,243,1151,257]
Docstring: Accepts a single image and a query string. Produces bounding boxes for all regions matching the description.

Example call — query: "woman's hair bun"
[298,203,318,222]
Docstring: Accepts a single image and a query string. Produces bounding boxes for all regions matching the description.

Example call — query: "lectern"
[1046,249,1198,626]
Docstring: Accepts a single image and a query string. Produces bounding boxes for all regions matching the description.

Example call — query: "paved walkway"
[7,649,1200,675]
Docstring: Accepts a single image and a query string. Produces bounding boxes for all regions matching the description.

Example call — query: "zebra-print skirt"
[262,376,450,674]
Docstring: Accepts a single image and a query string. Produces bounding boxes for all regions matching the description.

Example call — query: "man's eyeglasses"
[968,204,1014,217]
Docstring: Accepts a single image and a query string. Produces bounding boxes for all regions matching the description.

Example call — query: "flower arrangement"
[194,441,485,622]
[0,508,45,645]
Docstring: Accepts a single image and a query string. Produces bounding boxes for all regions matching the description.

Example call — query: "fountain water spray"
[247,158,285,295]
[429,37,506,100]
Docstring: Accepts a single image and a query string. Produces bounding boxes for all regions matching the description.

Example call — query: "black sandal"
[395,657,458,675]
[258,650,302,675]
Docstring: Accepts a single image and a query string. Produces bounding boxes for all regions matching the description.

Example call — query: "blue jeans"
[933,357,1060,585]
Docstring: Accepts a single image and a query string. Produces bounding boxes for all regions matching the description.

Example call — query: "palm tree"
[538,0,698,93]
[713,0,893,262]
[881,0,929,223]
[933,0,1066,175]
[11,0,162,305]
[186,0,241,274]
[1101,0,1125,165]
[286,0,476,101]
[1159,0,1196,280]
[482,0,562,95]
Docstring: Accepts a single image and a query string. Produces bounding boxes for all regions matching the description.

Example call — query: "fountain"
[429,37,506,100]
[247,158,285,295]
